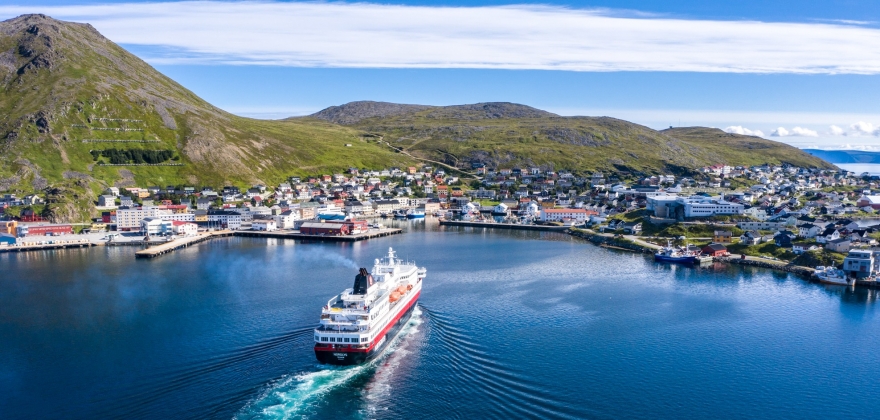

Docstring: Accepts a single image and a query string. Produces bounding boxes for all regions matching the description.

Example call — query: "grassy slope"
[0,15,414,221]
[322,106,834,175]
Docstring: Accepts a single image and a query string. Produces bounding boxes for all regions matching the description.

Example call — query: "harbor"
[234,227,402,242]
[6,218,880,420]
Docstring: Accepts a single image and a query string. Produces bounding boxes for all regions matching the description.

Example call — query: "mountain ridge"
[0,14,835,223]
[307,102,834,174]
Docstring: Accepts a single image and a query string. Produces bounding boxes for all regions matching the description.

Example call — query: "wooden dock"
[0,240,95,253]
[134,231,232,259]
[234,228,402,242]
[439,220,569,231]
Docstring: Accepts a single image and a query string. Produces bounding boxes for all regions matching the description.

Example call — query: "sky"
[3,0,880,150]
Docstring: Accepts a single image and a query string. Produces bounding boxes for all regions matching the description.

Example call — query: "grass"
[792,250,847,268]
[727,242,797,261]
[0,16,417,221]
[342,112,834,176]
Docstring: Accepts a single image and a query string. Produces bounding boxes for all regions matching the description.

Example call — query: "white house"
[817,228,840,244]
[252,220,278,232]
[539,208,589,223]
[172,221,198,236]
[141,217,173,235]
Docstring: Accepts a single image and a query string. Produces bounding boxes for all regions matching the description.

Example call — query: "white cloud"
[724,126,764,137]
[849,121,879,135]
[5,2,880,73]
[771,127,790,137]
[828,125,845,135]
[771,126,818,137]
[790,127,819,137]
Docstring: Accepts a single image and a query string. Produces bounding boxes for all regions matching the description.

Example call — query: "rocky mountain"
[0,14,414,222]
[307,104,834,174]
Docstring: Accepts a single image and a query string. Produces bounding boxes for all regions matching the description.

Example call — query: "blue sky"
[4,0,880,150]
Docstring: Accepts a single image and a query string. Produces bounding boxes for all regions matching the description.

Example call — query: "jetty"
[234,228,402,242]
[134,230,232,259]
[439,220,569,231]
[0,239,95,253]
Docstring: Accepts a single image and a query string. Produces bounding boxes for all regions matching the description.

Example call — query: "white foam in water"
[234,307,423,420]
[364,307,424,412]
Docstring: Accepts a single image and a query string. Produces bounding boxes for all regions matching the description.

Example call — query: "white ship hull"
[314,248,426,365]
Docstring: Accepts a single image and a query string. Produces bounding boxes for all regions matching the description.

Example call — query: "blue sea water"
[2,220,879,419]
[836,163,880,176]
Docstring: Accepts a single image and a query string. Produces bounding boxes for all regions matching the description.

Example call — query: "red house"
[702,243,728,257]
[26,224,73,236]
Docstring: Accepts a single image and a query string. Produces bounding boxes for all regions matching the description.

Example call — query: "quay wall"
[439,220,569,232]
[566,229,654,254]
[713,256,814,277]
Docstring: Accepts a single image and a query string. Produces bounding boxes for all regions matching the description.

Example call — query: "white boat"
[314,248,426,365]
[814,266,852,286]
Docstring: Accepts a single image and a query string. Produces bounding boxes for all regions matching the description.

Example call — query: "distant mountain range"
[802,149,880,164]
[0,14,835,222]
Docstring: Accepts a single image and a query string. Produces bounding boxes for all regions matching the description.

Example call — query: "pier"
[439,220,570,231]
[234,228,402,242]
[134,231,232,259]
[0,239,95,253]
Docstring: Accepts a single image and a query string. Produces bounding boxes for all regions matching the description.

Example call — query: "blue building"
[0,233,17,245]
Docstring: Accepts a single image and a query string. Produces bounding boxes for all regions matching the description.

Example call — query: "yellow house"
[713,230,733,243]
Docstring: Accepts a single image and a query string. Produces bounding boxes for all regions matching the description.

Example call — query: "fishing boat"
[814,266,852,286]
[314,248,426,365]
[654,240,700,264]
[406,209,425,219]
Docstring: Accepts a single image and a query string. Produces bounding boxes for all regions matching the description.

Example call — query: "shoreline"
[5,222,878,289]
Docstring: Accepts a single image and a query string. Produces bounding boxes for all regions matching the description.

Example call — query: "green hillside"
[0,14,835,223]
[0,14,415,222]
[308,102,835,174]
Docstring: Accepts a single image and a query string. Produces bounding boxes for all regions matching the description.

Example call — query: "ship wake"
[233,307,423,420]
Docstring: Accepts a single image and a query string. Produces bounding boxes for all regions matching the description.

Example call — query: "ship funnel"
[353,267,374,294]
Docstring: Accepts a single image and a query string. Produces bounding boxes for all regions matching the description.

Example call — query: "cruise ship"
[314,248,426,365]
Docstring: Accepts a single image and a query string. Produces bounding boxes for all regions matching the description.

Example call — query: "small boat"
[317,208,348,221]
[392,209,407,219]
[406,209,425,219]
[814,266,852,286]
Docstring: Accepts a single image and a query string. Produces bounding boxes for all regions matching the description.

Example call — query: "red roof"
[543,208,589,213]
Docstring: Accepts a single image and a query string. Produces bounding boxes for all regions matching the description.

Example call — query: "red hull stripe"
[315,289,421,354]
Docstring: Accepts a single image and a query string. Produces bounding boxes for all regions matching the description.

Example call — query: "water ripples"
[420,306,587,420]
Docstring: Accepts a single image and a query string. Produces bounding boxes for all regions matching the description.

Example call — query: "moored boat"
[406,209,425,219]
[654,240,700,264]
[314,248,426,365]
[814,266,852,286]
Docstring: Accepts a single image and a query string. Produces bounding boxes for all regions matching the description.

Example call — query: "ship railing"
[315,325,370,333]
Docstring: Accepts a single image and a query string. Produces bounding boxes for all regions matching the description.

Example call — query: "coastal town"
[2,163,879,282]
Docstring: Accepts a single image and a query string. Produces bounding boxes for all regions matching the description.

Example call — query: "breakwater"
[714,256,814,277]
[566,228,655,254]
[439,220,569,231]
[233,228,402,242]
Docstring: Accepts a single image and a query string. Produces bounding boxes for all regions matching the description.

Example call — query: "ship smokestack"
[353,267,373,294]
